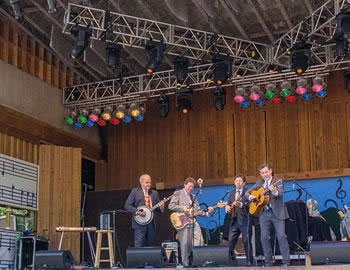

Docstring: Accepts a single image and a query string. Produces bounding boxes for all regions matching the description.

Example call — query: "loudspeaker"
[191,246,231,267]
[34,250,75,269]
[127,247,166,268]
[310,241,350,265]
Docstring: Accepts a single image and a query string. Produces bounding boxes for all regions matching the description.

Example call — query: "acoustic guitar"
[248,179,282,216]
[170,201,226,230]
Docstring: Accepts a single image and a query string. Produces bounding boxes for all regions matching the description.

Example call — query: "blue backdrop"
[193,176,350,230]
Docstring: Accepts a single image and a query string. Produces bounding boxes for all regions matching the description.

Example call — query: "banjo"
[134,195,173,225]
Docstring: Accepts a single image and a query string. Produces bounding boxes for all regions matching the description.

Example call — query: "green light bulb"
[265,90,275,99]
[65,117,74,125]
[78,116,87,124]
[280,89,291,97]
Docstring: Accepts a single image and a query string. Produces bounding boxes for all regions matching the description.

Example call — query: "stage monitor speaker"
[34,250,75,269]
[127,247,166,268]
[310,241,350,265]
[191,245,231,267]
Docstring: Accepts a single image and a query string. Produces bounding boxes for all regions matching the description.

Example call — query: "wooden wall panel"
[37,145,81,259]
[101,72,350,190]
[0,17,81,87]
[0,132,39,164]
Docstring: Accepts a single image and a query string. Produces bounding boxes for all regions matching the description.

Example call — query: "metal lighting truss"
[63,0,350,109]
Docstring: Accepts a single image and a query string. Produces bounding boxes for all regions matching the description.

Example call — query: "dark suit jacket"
[228,187,250,226]
[245,178,289,220]
[124,187,160,229]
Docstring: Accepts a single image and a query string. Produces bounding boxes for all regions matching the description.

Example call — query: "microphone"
[197,178,203,194]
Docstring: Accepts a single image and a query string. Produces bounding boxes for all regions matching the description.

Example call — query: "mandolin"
[170,201,226,230]
[249,179,282,216]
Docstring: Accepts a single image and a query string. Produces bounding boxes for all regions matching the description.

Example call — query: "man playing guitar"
[168,177,213,267]
[226,174,253,266]
[124,174,165,247]
[245,164,290,267]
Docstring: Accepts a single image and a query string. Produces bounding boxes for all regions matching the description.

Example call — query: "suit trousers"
[259,209,290,265]
[178,222,204,266]
[134,223,156,247]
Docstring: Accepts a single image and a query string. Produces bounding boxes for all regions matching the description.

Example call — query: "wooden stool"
[94,230,115,268]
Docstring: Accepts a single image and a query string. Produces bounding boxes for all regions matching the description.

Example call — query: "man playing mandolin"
[168,177,213,267]
[226,174,253,266]
[124,174,165,247]
[245,164,290,267]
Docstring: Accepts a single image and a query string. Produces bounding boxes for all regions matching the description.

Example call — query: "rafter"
[275,0,293,29]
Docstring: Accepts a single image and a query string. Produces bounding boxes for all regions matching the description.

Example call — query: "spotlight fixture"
[295,78,308,95]
[10,0,23,21]
[115,105,126,119]
[78,109,89,124]
[249,85,261,101]
[176,87,193,114]
[47,0,57,13]
[145,40,166,74]
[158,95,169,118]
[65,111,77,125]
[212,54,233,85]
[290,41,311,75]
[129,103,141,118]
[70,25,92,60]
[106,43,122,68]
[101,106,113,121]
[333,6,350,56]
[234,86,246,104]
[312,76,325,93]
[174,56,189,88]
[213,86,226,110]
[265,83,276,99]
[89,108,101,122]
[280,80,292,97]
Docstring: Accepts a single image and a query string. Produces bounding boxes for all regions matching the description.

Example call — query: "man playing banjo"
[124,174,165,247]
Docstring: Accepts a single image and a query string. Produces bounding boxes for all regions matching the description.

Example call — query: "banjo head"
[134,206,153,225]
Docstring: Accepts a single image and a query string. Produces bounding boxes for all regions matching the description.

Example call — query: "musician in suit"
[226,174,253,266]
[245,164,290,266]
[168,177,213,267]
[124,174,164,247]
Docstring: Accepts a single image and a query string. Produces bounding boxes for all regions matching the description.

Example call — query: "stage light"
[97,119,106,126]
[334,6,350,56]
[78,109,89,124]
[86,120,94,127]
[234,86,245,103]
[110,118,120,125]
[316,90,327,98]
[106,43,121,68]
[249,85,261,101]
[255,99,265,106]
[174,56,189,88]
[265,83,276,99]
[280,80,292,97]
[212,54,233,85]
[135,114,144,121]
[129,103,141,118]
[101,106,113,121]
[295,87,307,95]
[65,111,77,125]
[74,122,83,128]
[296,78,308,95]
[302,92,312,101]
[240,100,250,108]
[213,86,226,110]
[312,76,325,93]
[123,115,132,123]
[176,87,193,114]
[70,25,92,59]
[10,0,23,21]
[271,97,281,104]
[290,41,311,75]
[286,95,296,103]
[158,95,169,118]
[115,105,126,119]
[47,0,57,13]
[89,108,100,122]
[145,40,166,74]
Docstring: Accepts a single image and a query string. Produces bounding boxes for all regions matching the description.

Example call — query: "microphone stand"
[188,189,200,266]
[80,183,88,264]
[293,181,312,251]
[219,190,233,244]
